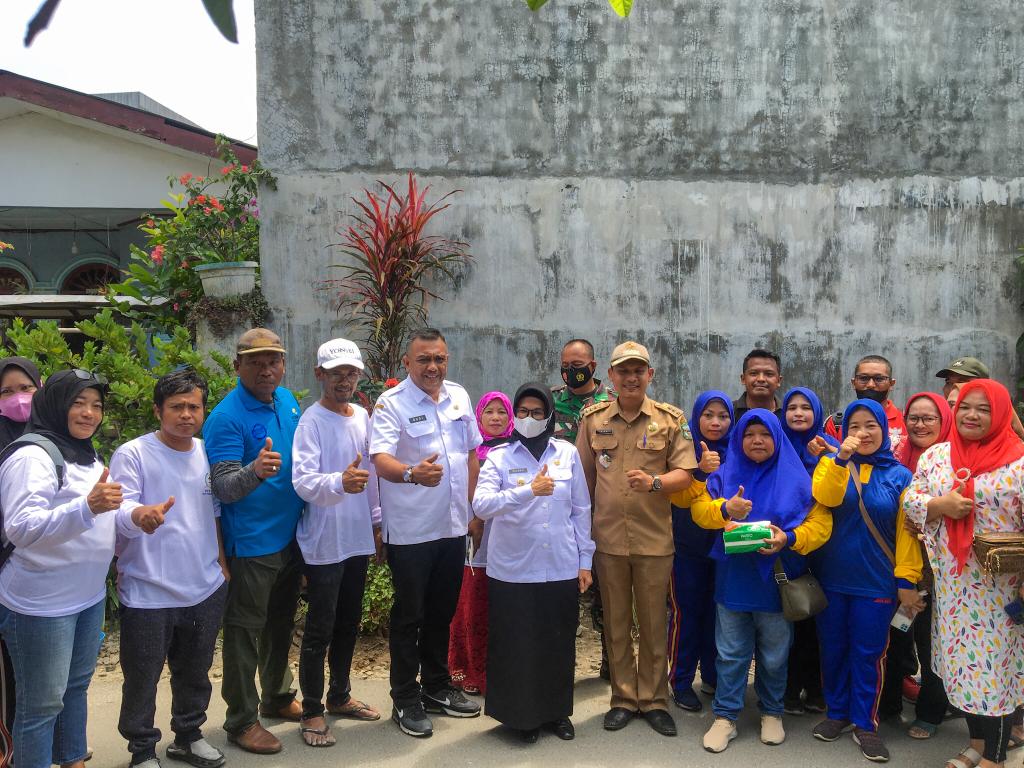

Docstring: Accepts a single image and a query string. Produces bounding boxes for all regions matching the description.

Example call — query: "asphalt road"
[84,674,982,768]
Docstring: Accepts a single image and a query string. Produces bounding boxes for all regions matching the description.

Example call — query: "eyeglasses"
[413,355,448,366]
[323,368,361,381]
[906,415,940,425]
[853,374,891,386]
[72,368,109,386]
[515,407,547,420]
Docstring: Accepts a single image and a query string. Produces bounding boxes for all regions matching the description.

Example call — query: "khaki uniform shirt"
[575,397,698,557]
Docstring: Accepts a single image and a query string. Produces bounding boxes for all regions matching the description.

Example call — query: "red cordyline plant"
[328,173,471,382]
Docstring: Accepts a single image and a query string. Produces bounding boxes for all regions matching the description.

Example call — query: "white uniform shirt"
[472,438,594,584]
[0,447,125,617]
[110,433,225,609]
[369,378,482,545]
[292,402,381,564]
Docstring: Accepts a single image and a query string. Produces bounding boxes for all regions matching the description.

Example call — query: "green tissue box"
[723,520,771,554]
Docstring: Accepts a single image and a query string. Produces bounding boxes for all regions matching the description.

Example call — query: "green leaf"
[526,0,549,9]
[201,0,238,43]
[608,0,633,16]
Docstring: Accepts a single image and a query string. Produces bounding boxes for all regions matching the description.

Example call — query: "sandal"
[1009,729,1024,750]
[300,718,336,748]
[945,747,981,768]
[327,698,381,721]
[907,719,938,739]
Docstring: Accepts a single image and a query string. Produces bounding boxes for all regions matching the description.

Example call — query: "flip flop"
[328,698,381,721]
[300,724,336,748]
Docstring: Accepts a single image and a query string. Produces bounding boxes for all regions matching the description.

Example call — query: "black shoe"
[547,717,575,740]
[392,702,433,737]
[784,697,806,716]
[643,709,677,737]
[520,727,540,743]
[422,686,481,718]
[673,687,702,712]
[599,658,611,681]
[603,707,636,731]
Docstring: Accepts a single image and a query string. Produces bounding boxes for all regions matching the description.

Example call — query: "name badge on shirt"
[596,428,614,435]
[508,468,528,474]
[408,415,427,424]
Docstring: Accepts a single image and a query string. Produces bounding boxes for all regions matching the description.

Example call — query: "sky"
[1,0,258,143]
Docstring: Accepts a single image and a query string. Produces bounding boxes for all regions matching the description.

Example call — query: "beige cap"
[610,340,651,367]
[236,328,287,355]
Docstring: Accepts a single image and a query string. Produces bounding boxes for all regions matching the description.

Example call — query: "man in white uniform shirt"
[370,328,483,737]
[291,339,382,748]
[110,369,228,768]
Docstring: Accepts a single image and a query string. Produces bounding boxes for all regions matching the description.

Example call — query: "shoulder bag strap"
[848,464,896,567]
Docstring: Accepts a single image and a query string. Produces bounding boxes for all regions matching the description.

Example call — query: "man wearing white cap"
[291,339,384,747]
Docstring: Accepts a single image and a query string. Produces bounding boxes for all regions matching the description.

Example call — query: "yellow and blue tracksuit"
[811,456,922,732]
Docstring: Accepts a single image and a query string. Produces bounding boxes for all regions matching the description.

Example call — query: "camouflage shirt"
[551,379,616,443]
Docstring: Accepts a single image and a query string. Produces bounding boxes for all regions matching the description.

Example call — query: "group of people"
[0,328,1019,768]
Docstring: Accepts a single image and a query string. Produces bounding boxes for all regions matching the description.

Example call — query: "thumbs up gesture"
[411,452,444,487]
[342,453,371,494]
[837,432,863,461]
[807,435,832,459]
[88,467,123,514]
[531,464,555,497]
[698,441,721,473]
[725,485,753,520]
[253,437,282,480]
[132,496,175,534]
[938,481,974,520]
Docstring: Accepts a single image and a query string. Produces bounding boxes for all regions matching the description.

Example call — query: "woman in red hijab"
[904,380,1024,768]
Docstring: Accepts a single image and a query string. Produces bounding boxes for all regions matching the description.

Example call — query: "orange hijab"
[947,380,1024,574]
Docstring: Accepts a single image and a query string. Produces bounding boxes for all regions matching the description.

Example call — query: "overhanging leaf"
[201,0,238,43]
[526,0,549,9]
[608,0,633,17]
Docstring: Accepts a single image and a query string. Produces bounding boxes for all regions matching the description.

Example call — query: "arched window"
[0,268,30,295]
[59,262,120,295]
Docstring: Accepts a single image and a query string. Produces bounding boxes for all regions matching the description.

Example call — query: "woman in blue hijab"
[667,391,732,712]
[780,387,838,716]
[690,409,832,754]
[808,399,923,763]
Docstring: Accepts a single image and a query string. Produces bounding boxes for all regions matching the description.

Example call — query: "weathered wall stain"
[256,0,1024,411]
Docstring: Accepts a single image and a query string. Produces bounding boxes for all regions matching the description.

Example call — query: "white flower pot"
[194,261,258,298]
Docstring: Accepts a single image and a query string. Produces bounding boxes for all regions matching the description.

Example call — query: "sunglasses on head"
[71,368,109,387]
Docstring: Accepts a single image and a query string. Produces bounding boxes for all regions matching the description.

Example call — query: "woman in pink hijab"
[448,391,514,696]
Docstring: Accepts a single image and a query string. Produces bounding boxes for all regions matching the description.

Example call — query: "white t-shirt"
[110,433,225,609]
[0,447,122,617]
[292,402,380,565]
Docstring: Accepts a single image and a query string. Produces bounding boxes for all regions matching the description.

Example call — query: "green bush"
[361,561,394,635]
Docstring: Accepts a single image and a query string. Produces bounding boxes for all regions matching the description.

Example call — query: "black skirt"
[485,576,578,730]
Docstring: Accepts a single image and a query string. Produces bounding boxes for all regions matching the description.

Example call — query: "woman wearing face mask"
[779,387,837,717]
[896,393,952,741]
[904,381,1024,768]
[667,390,733,712]
[691,410,832,754]
[448,391,514,697]
[809,400,923,763]
[0,357,41,451]
[472,383,594,744]
[0,370,146,768]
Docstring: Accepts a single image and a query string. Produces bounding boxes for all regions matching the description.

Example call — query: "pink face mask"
[0,391,33,423]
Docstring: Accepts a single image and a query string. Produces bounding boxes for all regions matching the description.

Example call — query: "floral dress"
[903,442,1024,715]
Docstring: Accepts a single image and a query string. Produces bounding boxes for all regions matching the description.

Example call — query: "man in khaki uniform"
[576,341,698,738]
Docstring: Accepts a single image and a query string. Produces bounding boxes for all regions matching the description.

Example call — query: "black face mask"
[561,364,594,389]
[854,388,888,404]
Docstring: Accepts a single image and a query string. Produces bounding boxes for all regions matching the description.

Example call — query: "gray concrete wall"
[255,0,1024,412]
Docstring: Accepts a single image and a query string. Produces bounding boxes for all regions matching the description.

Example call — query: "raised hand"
[626,469,653,492]
[132,495,175,534]
[531,464,555,497]
[807,435,832,458]
[725,485,752,520]
[411,453,444,487]
[342,452,370,494]
[837,432,863,461]
[938,481,974,520]
[698,441,721,473]
[88,467,123,514]
[253,437,282,480]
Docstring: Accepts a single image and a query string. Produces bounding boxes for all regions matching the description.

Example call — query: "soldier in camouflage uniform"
[551,339,616,680]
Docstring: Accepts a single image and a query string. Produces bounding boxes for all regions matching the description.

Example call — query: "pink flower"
[173,302,180,311]
[150,245,165,265]
[203,207,212,214]
[145,218,155,228]
[179,173,193,184]
[240,165,249,173]
[221,165,233,175]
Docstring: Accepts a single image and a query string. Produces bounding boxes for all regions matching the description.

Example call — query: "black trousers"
[118,582,228,765]
[879,623,917,719]
[387,536,464,707]
[785,617,823,701]
[966,712,1013,762]
[299,555,370,717]
[912,596,948,726]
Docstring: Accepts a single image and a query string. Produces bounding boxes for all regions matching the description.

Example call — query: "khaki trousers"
[594,551,673,712]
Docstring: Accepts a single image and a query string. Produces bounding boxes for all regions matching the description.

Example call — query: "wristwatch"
[649,475,662,492]
[403,466,416,484]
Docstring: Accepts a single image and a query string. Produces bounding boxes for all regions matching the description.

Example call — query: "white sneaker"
[761,715,785,745]
[703,717,737,753]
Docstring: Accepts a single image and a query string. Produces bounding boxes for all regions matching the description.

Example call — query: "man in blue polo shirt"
[203,328,304,755]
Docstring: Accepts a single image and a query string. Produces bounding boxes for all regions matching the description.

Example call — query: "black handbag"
[773,560,828,622]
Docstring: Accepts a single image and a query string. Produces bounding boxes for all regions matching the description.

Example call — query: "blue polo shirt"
[203,381,303,557]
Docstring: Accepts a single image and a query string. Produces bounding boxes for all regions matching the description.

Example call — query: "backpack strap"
[0,434,67,571]
[848,464,896,567]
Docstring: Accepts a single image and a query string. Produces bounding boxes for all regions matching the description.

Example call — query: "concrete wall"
[255,0,1024,412]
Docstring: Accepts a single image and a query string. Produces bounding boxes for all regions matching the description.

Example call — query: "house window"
[0,268,29,295]
[60,263,120,295]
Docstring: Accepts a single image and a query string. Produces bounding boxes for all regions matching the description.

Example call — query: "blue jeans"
[712,604,792,721]
[0,599,105,768]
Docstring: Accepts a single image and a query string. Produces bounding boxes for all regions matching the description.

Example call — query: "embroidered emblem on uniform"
[553,459,561,466]
[680,420,693,441]
[599,452,612,469]
[409,415,427,424]
[648,423,658,432]
[251,423,268,440]
[516,478,526,486]
[453,404,459,410]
